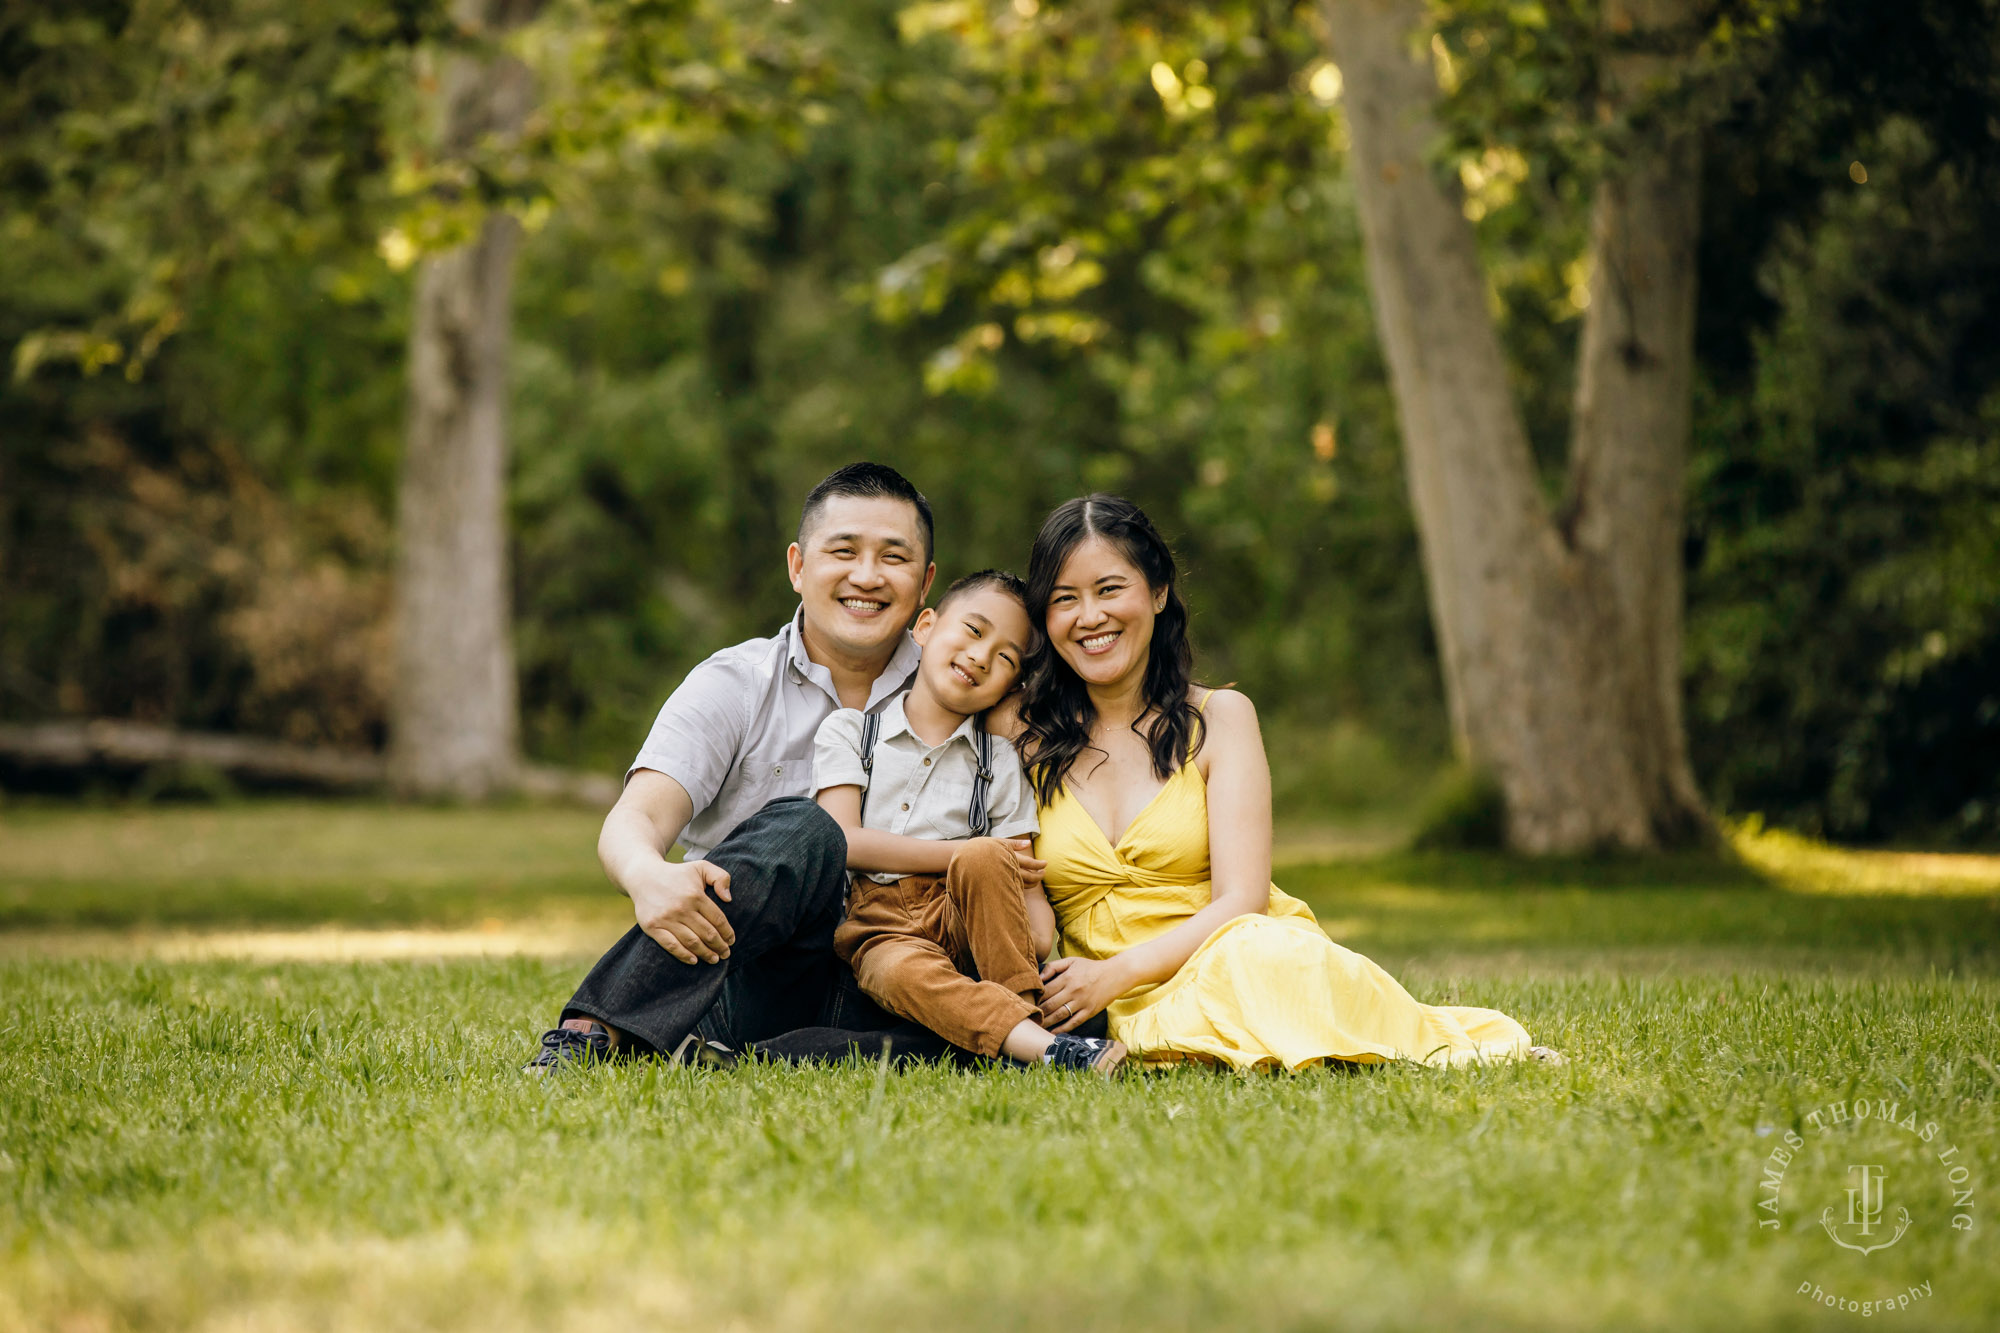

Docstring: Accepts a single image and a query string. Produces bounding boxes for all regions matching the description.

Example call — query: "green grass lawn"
[2,803,1996,1331]
[0,802,611,929]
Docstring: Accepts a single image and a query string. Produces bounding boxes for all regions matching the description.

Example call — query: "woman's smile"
[1077,630,1121,655]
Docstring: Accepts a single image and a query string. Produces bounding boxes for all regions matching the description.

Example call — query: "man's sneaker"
[523,1024,612,1075]
[1042,1034,1130,1078]
[668,1033,740,1069]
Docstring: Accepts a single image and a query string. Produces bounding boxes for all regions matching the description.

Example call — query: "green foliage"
[0,2,421,742]
[1685,3,2000,844]
[0,0,432,380]
[3,0,1997,842]
[496,0,1445,768]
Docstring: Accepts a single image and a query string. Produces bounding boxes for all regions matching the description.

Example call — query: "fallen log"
[0,719,618,807]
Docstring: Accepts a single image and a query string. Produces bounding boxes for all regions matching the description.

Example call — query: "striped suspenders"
[858,709,994,837]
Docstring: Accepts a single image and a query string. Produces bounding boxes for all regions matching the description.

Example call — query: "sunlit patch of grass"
[1729,817,2000,896]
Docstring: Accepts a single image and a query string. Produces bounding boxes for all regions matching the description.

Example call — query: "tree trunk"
[391,0,541,799]
[1322,0,1710,851]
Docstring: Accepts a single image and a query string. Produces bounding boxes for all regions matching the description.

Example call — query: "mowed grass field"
[2,803,1996,1331]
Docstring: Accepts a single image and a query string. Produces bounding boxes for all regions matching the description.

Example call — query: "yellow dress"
[1038,758,1534,1071]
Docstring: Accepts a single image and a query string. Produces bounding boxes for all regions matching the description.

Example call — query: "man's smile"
[839,596,890,614]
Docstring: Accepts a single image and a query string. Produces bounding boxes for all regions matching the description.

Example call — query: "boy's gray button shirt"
[812,694,1038,883]
[627,609,920,864]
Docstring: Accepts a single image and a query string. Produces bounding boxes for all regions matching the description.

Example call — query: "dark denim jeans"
[561,796,964,1064]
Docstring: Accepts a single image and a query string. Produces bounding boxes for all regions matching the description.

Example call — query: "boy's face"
[911,586,1035,716]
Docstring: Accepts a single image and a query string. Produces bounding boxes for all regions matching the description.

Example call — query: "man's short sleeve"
[627,658,751,811]
[812,709,870,796]
[983,744,1039,840]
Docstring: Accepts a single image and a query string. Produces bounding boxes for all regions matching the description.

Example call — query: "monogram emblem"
[1819,1164,1912,1256]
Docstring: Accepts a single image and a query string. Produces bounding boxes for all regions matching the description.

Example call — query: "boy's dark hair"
[937,569,1042,653]
[797,462,934,566]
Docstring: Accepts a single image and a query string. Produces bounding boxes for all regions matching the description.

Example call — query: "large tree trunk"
[391,0,541,799]
[1322,0,1710,851]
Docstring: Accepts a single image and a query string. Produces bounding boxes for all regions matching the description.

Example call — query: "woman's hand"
[1038,955,1129,1034]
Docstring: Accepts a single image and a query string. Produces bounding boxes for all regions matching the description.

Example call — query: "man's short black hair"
[936,569,1042,653]
[797,462,934,566]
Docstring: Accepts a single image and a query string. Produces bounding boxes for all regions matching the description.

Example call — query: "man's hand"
[628,859,736,965]
[1001,837,1046,889]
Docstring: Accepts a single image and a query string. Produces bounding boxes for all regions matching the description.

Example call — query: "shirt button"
[773,765,783,776]
[923,757,932,766]
[901,803,910,811]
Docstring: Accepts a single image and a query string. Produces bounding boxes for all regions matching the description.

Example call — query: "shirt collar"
[782,607,921,709]
[876,691,980,750]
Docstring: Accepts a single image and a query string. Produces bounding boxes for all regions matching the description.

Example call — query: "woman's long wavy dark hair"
[1018,494,1205,806]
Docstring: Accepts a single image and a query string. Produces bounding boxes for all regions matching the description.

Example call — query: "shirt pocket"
[723,743,815,818]
[767,752,818,801]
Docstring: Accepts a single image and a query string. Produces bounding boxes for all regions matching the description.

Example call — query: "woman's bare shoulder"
[1193,686,1258,728]
[1193,689,1261,778]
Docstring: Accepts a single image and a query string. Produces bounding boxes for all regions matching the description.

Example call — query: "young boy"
[813,570,1128,1076]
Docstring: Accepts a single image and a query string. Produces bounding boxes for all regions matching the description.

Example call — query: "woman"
[1015,494,1556,1070]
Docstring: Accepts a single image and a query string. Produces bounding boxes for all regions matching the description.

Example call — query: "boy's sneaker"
[523,1024,612,1075]
[1042,1034,1130,1078]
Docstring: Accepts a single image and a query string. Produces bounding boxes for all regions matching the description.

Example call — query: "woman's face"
[1045,536,1166,690]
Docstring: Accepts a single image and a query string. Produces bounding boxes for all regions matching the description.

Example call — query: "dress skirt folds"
[1036,758,1533,1071]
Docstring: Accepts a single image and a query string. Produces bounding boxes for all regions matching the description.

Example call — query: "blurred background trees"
[2,0,1996,846]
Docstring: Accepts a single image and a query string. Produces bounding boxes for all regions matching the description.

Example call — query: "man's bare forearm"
[597,771,696,897]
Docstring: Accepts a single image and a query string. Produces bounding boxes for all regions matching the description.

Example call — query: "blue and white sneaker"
[1042,1034,1130,1078]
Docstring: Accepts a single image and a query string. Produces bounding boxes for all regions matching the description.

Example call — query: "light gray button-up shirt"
[811,693,1038,883]
[628,608,921,863]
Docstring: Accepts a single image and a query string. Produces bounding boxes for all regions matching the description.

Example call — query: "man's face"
[788,495,935,659]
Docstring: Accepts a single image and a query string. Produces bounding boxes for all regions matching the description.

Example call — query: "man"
[527,463,976,1070]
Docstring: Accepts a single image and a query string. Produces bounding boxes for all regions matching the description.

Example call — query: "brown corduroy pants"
[832,837,1042,1058]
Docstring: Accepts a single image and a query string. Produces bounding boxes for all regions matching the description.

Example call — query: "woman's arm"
[1039,689,1273,1030]
[814,785,955,875]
